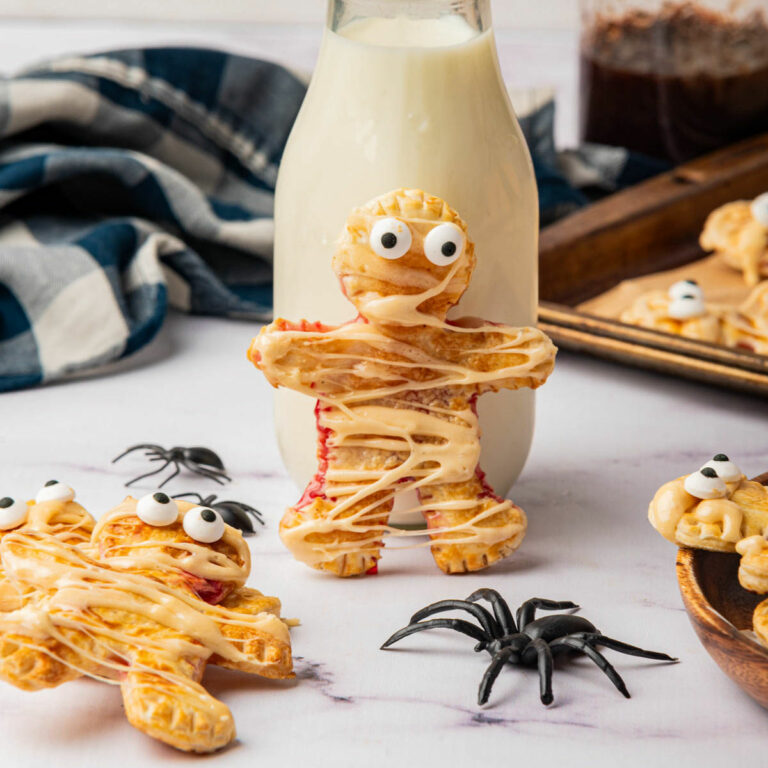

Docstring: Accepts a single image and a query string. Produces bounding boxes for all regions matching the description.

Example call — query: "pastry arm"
[250,318,556,397]
[207,587,294,679]
[440,320,557,393]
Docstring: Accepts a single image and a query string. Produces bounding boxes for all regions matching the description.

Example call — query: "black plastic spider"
[112,444,231,488]
[381,588,677,706]
[172,492,264,535]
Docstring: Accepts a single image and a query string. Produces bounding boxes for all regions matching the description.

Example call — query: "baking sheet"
[577,253,754,319]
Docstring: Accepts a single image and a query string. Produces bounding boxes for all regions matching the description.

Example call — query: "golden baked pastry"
[621,278,768,354]
[0,494,293,753]
[720,280,768,354]
[700,196,768,286]
[648,456,768,647]
[619,279,723,342]
[0,482,94,611]
[648,456,768,552]
[250,189,556,577]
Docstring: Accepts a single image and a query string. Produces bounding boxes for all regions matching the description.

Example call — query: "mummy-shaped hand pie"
[0,494,293,753]
[720,281,768,355]
[650,458,768,649]
[0,482,94,611]
[249,189,556,577]
[700,195,768,286]
[620,280,722,342]
[621,279,768,354]
[647,455,767,551]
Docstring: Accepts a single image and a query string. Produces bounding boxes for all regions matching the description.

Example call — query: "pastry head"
[92,494,251,604]
[0,481,94,544]
[648,455,760,549]
[332,188,476,325]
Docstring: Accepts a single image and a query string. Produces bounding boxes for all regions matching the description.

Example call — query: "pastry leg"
[121,659,234,753]
[280,438,396,576]
[418,470,527,574]
[280,490,393,577]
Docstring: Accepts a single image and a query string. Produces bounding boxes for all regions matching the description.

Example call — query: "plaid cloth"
[0,48,305,392]
[0,47,665,393]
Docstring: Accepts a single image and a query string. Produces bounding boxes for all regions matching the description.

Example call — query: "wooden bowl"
[676,472,768,707]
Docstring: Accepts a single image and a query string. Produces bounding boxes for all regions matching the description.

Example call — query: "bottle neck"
[327,0,492,36]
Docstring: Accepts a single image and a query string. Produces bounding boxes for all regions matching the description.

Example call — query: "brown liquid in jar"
[581,2,768,163]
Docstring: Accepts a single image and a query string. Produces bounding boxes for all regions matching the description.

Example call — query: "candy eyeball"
[369,217,412,259]
[751,192,768,228]
[701,454,742,484]
[183,506,225,543]
[424,222,465,266]
[136,492,178,527]
[684,466,727,499]
[35,481,75,504]
[667,280,705,320]
[669,280,703,302]
[0,497,28,531]
[668,296,706,320]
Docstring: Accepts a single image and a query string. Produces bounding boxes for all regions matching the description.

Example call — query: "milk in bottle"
[273,0,539,497]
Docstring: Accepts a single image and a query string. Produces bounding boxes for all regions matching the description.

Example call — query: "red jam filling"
[297,400,333,509]
[181,571,228,605]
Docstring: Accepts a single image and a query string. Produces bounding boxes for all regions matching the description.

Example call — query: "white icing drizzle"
[0,497,291,751]
[0,502,291,708]
[253,258,555,570]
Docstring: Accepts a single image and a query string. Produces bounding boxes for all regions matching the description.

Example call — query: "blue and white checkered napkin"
[0,48,306,392]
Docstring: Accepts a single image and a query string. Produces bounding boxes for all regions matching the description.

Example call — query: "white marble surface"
[2,312,768,767]
[2,13,768,768]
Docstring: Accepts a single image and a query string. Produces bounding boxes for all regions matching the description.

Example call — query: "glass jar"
[272,0,538,496]
[580,0,768,163]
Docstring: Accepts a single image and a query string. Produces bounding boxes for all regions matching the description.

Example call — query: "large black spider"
[172,492,265,535]
[381,589,677,706]
[112,444,231,488]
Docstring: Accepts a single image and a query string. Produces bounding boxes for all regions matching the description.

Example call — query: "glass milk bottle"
[273,0,539,496]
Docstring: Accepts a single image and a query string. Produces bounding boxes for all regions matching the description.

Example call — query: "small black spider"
[381,588,677,706]
[172,492,264,535]
[112,444,231,488]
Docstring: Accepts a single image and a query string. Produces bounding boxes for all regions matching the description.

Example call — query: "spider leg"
[180,460,231,485]
[475,631,528,654]
[124,459,172,488]
[410,600,501,639]
[467,588,517,634]
[581,634,677,662]
[478,646,516,706]
[112,444,164,463]
[550,636,630,698]
[516,598,579,630]
[381,618,489,649]
[235,502,265,525]
[171,493,205,504]
[158,462,181,489]
[522,638,554,705]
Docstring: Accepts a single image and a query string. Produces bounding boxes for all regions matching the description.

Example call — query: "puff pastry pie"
[0,494,293,753]
[250,189,556,577]
[648,456,768,647]
[700,194,768,286]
